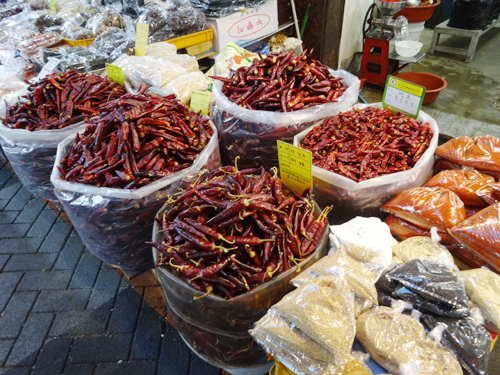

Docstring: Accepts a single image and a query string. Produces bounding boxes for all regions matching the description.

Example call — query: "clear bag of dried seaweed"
[422,313,491,375]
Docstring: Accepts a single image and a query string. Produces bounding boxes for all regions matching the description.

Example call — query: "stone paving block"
[130,301,164,360]
[53,230,85,270]
[0,254,10,271]
[0,211,19,224]
[62,364,94,375]
[38,222,71,253]
[189,354,221,375]
[0,291,38,339]
[4,188,33,212]
[0,237,44,255]
[25,209,58,238]
[50,309,110,337]
[5,254,58,272]
[32,289,91,313]
[87,268,121,310]
[0,366,31,375]
[158,324,191,375]
[69,253,101,289]
[0,272,22,310]
[0,177,22,202]
[95,361,157,375]
[0,224,31,239]
[0,167,13,189]
[0,339,14,366]
[68,334,133,364]
[32,338,72,375]
[6,313,54,366]
[0,200,8,210]
[108,287,142,333]
[14,198,46,224]
[473,122,500,138]
[17,270,72,291]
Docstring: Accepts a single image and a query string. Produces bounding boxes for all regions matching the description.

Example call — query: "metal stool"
[430,18,500,63]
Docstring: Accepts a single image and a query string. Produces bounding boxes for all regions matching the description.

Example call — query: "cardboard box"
[207,0,278,53]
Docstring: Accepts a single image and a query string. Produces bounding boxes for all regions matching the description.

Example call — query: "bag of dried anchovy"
[294,103,438,223]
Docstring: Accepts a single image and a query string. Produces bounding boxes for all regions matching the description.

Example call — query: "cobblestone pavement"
[0,156,221,375]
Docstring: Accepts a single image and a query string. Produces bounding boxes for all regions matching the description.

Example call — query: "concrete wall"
[339,0,373,68]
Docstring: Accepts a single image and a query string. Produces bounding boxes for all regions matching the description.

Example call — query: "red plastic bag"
[381,187,466,231]
[435,136,500,174]
[448,203,500,274]
[384,214,459,243]
[434,157,500,180]
[423,169,495,207]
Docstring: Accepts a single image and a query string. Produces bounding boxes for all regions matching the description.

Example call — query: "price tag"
[383,75,425,119]
[135,23,149,57]
[277,141,313,195]
[189,91,210,115]
[105,63,124,86]
[38,58,60,80]
[49,0,56,12]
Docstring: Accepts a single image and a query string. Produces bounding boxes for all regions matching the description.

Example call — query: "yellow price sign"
[135,23,149,57]
[105,63,124,87]
[189,91,210,115]
[49,0,57,12]
[277,141,313,195]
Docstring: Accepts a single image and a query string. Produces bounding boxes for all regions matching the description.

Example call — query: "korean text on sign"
[277,141,313,196]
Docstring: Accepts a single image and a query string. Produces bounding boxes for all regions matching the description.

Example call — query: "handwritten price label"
[105,63,124,86]
[277,141,313,195]
[189,91,210,115]
[38,58,60,80]
[383,75,425,119]
[135,23,149,57]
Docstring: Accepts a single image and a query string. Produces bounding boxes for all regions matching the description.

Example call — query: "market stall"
[0,0,499,374]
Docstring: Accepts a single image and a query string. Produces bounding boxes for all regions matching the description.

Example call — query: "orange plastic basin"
[394,0,440,23]
[395,71,448,104]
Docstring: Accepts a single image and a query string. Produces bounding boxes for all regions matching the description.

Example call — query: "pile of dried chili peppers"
[210,50,346,112]
[301,107,433,182]
[2,71,126,131]
[57,89,214,189]
[148,163,331,299]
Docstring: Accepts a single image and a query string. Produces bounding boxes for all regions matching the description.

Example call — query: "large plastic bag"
[356,306,462,375]
[381,187,466,231]
[384,214,460,244]
[435,135,500,174]
[448,203,500,273]
[136,2,166,35]
[329,216,395,268]
[449,0,494,29]
[422,314,491,375]
[50,122,221,272]
[163,72,208,105]
[392,237,456,269]
[0,120,84,202]
[424,169,495,207]
[272,276,356,366]
[294,103,438,220]
[145,41,177,57]
[460,268,500,331]
[211,69,359,170]
[158,54,199,73]
[133,60,187,88]
[291,247,378,317]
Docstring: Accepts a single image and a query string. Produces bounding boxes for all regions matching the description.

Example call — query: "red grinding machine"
[359,0,424,87]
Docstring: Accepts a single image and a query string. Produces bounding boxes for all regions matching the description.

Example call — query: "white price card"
[37,58,60,80]
[383,75,425,119]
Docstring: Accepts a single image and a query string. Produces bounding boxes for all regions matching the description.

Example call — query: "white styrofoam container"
[207,0,278,53]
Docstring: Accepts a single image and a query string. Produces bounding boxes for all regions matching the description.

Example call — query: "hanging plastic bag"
[422,314,491,375]
[51,122,221,272]
[381,187,466,231]
[212,69,359,170]
[448,0,494,30]
[448,203,500,273]
[460,268,500,332]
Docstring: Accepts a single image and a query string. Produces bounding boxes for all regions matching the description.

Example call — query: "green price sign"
[189,91,211,116]
[383,75,426,119]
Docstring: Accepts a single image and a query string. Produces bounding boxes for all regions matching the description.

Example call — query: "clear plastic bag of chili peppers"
[51,111,221,272]
[210,58,359,170]
[150,168,329,369]
[294,103,439,223]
